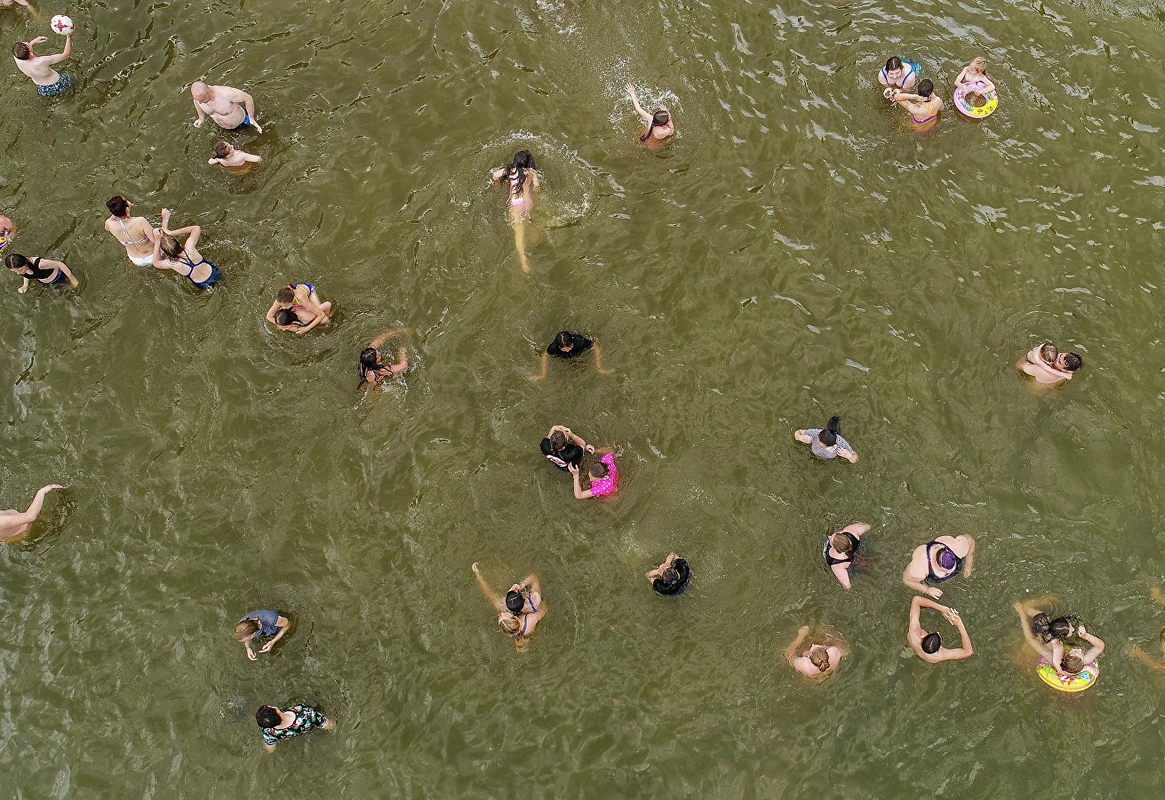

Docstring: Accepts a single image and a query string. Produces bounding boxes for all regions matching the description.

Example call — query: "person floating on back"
[190,81,262,133]
[207,141,262,174]
[646,553,691,596]
[794,416,858,463]
[530,331,612,381]
[908,596,974,663]
[490,150,540,274]
[233,609,290,661]
[12,34,72,98]
[626,83,675,148]
[255,704,333,751]
[6,253,77,293]
[1017,341,1082,386]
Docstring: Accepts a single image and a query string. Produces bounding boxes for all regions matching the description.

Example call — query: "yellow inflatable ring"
[1037,658,1098,693]
[953,81,998,119]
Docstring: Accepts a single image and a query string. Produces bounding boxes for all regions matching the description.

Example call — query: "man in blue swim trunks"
[12,35,72,98]
[190,81,263,134]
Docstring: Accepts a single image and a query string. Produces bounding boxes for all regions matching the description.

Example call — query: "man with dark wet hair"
[12,33,72,97]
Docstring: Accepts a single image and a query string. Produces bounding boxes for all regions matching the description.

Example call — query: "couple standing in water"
[490,82,675,274]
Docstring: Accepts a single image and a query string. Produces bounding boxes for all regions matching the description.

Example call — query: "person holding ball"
[11,31,72,97]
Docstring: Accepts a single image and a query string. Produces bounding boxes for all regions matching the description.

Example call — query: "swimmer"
[1017,342,1082,386]
[1015,601,1104,679]
[472,563,547,651]
[646,553,691,596]
[104,196,157,267]
[954,57,996,94]
[785,625,848,677]
[540,425,593,471]
[1129,587,1165,671]
[529,331,613,381]
[207,141,262,174]
[265,284,332,334]
[255,704,333,751]
[625,82,675,148]
[887,79,944,132]
[568,451,618,499]
[0,213,15,253]
[152,208,220,290]
[794,416,858,463]
[233,610,291,662]
[190,81,262,133]
[908,596,974,663]
[823,522,871,589]
[0,484,64,543]
[12,35,72,98]
[358,329,410,388]
[6,253,77,293]
[902,535,976,599]
[490,150,540,274]
[878,56,918,91]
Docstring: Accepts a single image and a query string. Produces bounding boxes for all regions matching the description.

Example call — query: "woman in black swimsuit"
[646,553,691,596]
[902,535,976,599]
[6,253,77,293]
[823,522,870,589]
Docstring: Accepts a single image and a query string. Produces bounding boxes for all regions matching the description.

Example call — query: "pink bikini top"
[590,453,618,498]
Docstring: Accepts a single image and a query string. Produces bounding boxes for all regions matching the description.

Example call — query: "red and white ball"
[50,15,75,36]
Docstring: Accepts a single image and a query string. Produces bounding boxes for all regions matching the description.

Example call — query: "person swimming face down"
[504,150,537,195]
[641,110,671,142]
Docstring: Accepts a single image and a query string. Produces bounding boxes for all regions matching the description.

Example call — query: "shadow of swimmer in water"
[490,150,540,274]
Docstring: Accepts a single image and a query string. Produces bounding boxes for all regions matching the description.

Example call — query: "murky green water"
[3,0,1165,796]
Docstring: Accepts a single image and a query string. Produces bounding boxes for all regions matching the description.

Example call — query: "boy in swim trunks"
[12,35,73,97]
[190,81,263,133]
[207,141,262,174]
[104,196,157,267]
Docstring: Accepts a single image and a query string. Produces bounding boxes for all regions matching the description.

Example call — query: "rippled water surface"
[3,0,1165,796]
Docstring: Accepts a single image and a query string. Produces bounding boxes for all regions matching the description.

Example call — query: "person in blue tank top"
[233,609,291,661]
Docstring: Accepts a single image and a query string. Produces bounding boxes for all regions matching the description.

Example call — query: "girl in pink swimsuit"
[568,453,618,499]
[489,150,540,274]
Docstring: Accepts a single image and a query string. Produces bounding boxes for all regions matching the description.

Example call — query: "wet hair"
[13,42,30,60]
[641,109,671,142]
[918,79,935,98]
[505,590,525,614]
[549,430,567,451]
[358,348,384,387]
[255,705,282,728]
[589,461,609,479]
[555,331,575,350]
[5,253,30,272]
[1039,343,1059,364]
[885,56,903,72]
[106,196,130,217]
[503,150,536,196]
[212,141,232,159]
[159,233,185,260]
[1063,353,1083,372]
[499,615,521,636]
[817,416,842,448]
[660,567,680,584]
[1061,651,1085,675]
[1048,616,1078,641]
[921,632,942,654]
[832,533,854,555]
[233,619,260,641]
[809,647,831,672]
[275,308,298,326]
[276,286,295,304]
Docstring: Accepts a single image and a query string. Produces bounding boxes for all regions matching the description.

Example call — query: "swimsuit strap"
[117,217,148,246]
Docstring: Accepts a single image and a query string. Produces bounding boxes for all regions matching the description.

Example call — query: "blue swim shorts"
[37,74,72,98]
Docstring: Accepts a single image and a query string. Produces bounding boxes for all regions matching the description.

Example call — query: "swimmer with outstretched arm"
[1015,601,1104,677]
[785,625,848,677]
[625,83,675,148]
[530,331,612,381]
[908,596,974,663]
[472,562,546,650]
[1,484,64,543]
[359,328,410,388]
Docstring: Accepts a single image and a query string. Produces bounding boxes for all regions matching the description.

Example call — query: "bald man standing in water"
[190,81,263,133]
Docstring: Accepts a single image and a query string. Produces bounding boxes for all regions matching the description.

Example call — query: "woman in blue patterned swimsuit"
[255,704,334,751]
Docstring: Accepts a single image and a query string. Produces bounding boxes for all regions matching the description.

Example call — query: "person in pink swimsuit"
[568,452,618,499]
[490,150,539,274]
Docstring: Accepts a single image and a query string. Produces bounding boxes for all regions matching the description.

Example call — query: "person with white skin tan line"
[189,81,263,133]
[823,521,871,589]
[1,484,64,543]
[908,595,974,664]
[785,625,848,678]
[902,535,976,599]
[625,82,675,149]
[104,196,157,267]
[12,34,72,97]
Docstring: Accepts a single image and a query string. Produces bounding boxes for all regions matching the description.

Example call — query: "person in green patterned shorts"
[255,704,334,751]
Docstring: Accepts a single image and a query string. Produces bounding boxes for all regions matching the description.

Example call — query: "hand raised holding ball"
[50,15,76,36]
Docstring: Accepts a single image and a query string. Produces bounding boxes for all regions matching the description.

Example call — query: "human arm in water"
[1074,625,1105,665]
[0,484,64,541]
[625,83,655,124]
[902,544,942,599]
[909,596,973,663]
[549,425,594,454]
[645,553,679,583]
[529,351,550,382]
[259,615,291,654]
[567,463,593,499]
[224,86,262,133]
[784,625,811,670]
[471,562,505,612]
[593,344,613,375]
[1013,601,1054,661]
